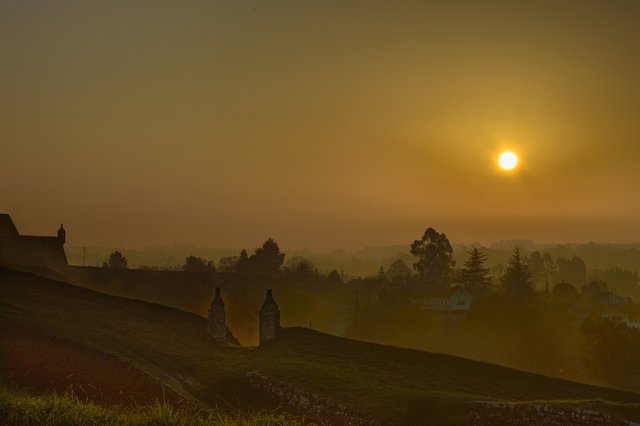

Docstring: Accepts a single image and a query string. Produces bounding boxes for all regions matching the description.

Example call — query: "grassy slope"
[1,268,639,425]
[0,385,303,426]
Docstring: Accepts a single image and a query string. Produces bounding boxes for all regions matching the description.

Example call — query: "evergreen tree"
[460,247,492,295]
[501,248,534,299]
[236,249,251,273]
[376,266,386,281]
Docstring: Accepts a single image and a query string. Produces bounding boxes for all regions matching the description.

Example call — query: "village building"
[416,286,475,312]
[0,214,68,270]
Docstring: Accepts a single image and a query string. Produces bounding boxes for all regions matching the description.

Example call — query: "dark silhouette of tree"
[526,250,557,289]
[218,256,239,273]
[386,259,412,284]
[551,282,579,310]
[410,227,454,287]
[557,256,587,287]
[247,238,285,275]
[460,247,492,296]
[283,256,315,282]
[376,266,386,281]
[183,255,215,272]
[501,248,534,299]
[594,267,639,296]
[327,269,342,284]
[236,249,251,274]
[581,315,640,390]
[581,279,609,309]
[107,251,128,269]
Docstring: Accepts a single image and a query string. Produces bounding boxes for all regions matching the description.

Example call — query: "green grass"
[0,384,305,426]
[1,268,640,425]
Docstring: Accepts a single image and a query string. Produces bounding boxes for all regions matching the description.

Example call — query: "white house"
[416,287,475,312]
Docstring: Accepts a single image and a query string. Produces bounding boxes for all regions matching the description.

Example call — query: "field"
[1,267,640,425]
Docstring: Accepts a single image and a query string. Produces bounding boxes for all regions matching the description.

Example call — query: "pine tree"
[460,247,491,295]
[377,266,386,281]
[501,248,535,299]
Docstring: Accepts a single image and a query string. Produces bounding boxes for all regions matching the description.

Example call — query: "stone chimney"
[207,287,228,343]
[260,289,280,344]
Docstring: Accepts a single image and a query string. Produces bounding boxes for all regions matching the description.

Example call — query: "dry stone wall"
[468,401,635,425]
[246,371,389,426]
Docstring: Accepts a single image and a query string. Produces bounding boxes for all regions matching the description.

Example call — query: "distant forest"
[67,240,640,289]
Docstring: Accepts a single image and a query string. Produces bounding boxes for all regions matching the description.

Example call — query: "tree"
[581,315,640,390]
[327,269,342,284]
[376,266,386,281]
[248,238,285,275]
[410,227,455,287]
[107,251,128,269]
[501,248,534,299]
[282,256,315,282]
[183,255,215,272]
[236,250,251,274]
[526,251,557,290]
[595,267,638,297]
[218,256,239,273]
[551,282,579,310]
[556,256,587,287]
[581,279,609,309]
[460,247,492,296]
[386,259,412,284]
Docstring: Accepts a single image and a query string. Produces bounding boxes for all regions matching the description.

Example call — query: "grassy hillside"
[0,323,185,407]
[50,266,350,345]
[0,384,303,426]
[1,267,639,425]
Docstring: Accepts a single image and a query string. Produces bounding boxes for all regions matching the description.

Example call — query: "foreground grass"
[0,385,305,426]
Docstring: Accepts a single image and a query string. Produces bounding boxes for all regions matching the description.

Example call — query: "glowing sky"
[2,1,639,249]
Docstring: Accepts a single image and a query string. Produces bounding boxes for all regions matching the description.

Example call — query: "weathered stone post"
[207,287,228,343]
[259,289,280,344]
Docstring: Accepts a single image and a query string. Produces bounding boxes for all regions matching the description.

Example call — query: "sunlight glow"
[498,151,518,171]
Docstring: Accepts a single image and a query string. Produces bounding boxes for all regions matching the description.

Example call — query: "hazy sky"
[2,1,639,249]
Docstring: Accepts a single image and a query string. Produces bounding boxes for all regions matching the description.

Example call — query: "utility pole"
[354,288,359,317]
[83,247,86,267]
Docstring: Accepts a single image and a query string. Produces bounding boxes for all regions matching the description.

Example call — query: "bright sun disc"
[498,151,518,171]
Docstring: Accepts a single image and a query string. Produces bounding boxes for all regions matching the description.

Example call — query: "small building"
[449,287,474,311]
[259,289,280,344]
[601,312,640,329]
[0,214,68,270]
[415,286,475,312]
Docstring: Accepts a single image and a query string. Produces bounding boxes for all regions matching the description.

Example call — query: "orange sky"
[1,1,639,249]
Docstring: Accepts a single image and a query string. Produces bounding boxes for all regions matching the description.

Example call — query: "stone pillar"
[207,287,227,343]
[57,224,66,245]
[259,289,280,345]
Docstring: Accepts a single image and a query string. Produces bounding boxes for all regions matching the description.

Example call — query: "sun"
[498,151,518,171]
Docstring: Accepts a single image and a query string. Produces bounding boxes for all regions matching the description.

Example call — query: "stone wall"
[468,401,634,425]
[246,371,388,426]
